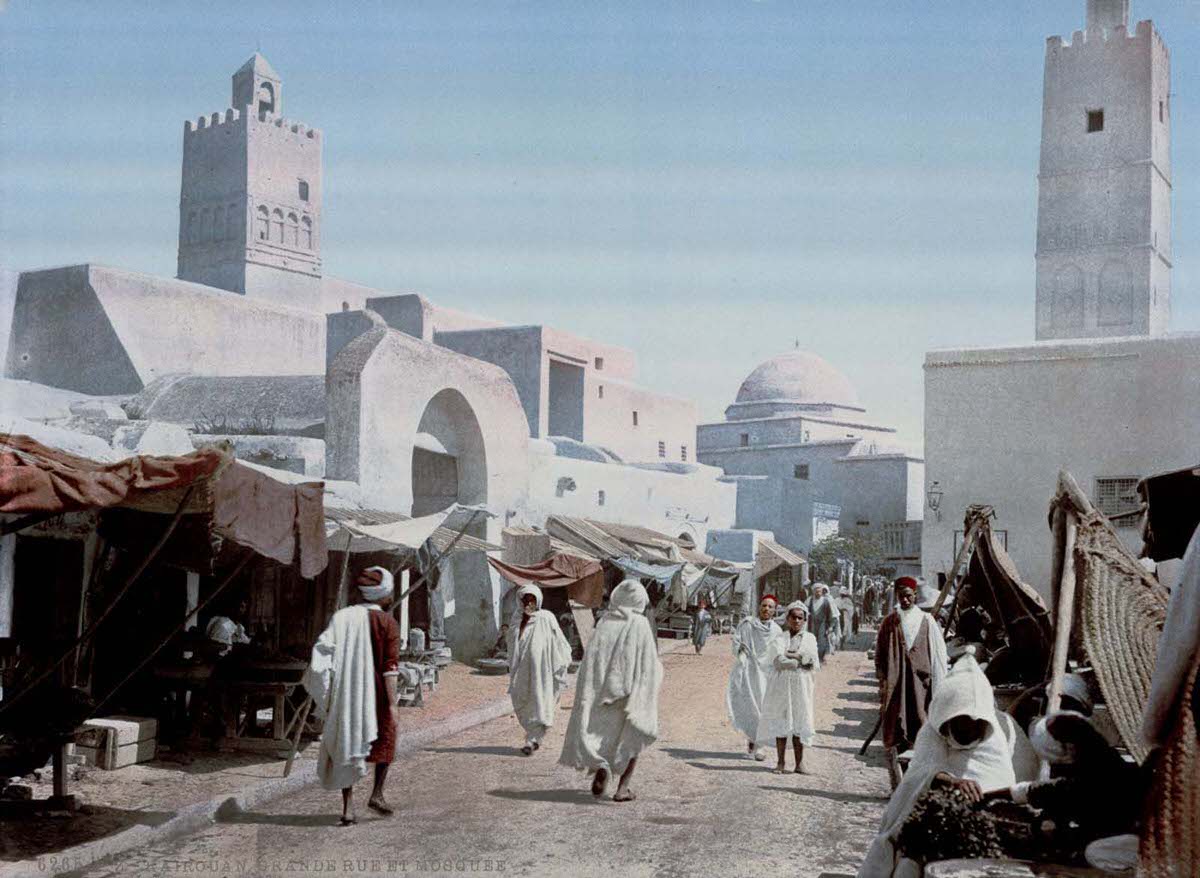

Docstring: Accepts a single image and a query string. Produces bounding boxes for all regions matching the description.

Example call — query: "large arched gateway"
[411,387,488,517]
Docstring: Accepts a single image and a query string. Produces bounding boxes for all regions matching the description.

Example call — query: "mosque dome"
[734,351,862,410]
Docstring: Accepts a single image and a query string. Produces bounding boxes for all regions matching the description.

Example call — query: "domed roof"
[735,351,861,409]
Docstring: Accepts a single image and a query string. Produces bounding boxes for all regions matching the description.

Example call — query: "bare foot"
[612,789,636,802]
[773,764,788,775]
[367,796,394,816]
[591,768,609,798]
[794,763,809,775]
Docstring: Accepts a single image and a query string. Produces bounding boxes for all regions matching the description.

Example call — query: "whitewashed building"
[923,0,1200,597]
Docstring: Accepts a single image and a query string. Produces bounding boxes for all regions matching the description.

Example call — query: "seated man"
[858,649,1038,878]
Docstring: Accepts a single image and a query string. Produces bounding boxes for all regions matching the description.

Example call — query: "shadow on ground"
[759,784,888,804]
[215,810,344,827]
[488,788,602,805]
[0,806,175,862]
[425,745,522,757]
[661,747,746,762]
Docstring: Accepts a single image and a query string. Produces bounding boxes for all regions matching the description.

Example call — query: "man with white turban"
[756,601,820,774]
[560,579,663,802]
[303,566,402,825]
[508,584,572,755]
[727,593,784,760]
[857,651,1038,878]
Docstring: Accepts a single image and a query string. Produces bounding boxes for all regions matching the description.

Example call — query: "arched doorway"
[411,388,488,516]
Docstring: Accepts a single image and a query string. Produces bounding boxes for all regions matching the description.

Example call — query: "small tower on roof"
[232,52,282,116]
[176,54,323,312]
[1087,0,1130,35]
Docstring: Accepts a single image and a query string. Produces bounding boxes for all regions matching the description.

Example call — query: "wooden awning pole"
[931,518,982,615]
[1041,507,1079,779]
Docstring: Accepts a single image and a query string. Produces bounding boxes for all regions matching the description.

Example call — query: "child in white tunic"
[757,601,820,774]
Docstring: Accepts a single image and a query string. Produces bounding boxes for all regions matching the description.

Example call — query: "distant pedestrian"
[692,599,713,654]
[302,566,401,825]
[874,576,949,790]
[508,585,572,756]
[809,584,838,661]
[560,580,663,802]
[837,587,855,646]
[756,601,819,774]
[727,594,784,761]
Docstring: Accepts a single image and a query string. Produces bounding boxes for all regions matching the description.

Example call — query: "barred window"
[794,464,810,480]
[680,445,688,462]
[657,441,666,459]
[1095,477,1140,527]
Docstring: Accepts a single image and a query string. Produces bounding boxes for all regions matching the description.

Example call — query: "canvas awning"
[487,554,605,608]
[1,434,328,578]
[324,504,500,557]
[755,538,806,580]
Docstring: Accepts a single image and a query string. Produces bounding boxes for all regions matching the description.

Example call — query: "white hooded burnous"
[727,594,784,756]
[756,601,820,746]
[508,584,572,751]
[559,580,663,797]
[857,651,1038,878]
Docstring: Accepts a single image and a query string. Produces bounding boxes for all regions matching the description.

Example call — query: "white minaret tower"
[1034,0,1171,340]
[177,54,323,312]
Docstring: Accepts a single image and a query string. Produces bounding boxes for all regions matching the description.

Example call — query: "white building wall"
[518,440,736,549]
[922,334,1200,599]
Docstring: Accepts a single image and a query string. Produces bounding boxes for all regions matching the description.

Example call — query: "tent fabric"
[324,505,501,557]
[0,434,329,577]
[755,538,806,580]
[488,554,605,608]
[612,555,684,586]
[0,433,226,515]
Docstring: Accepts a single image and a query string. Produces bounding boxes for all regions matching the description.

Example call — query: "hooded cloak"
[508,584,573,742]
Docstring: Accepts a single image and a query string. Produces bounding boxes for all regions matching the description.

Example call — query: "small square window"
[657,441,666,458]
[739,433,750,447]
[1095,477,1140,528]
[632,411,638,427]
[1087,109,1104,133]
[597,490,606,507]
[794,464,809,480]
[298,180,310,202]
[594,357,604,370]
[598,385,604,399]
[680,445,688,462]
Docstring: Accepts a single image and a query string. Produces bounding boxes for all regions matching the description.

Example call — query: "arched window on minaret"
[1099,260,1134,326]
[272,208,285,243]
[227,204,241,240]
[287,212,299,247]
[213,205,225,241]
[1053,265,1084,331]
[257,206,270,241]
[301,216,313,249]
[199,208,211,243]
[258,82,275,116]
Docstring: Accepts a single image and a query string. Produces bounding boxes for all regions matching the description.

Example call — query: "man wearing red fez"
[874,576,948,789]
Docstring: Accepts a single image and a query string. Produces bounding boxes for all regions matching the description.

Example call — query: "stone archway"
[411,388,488,517]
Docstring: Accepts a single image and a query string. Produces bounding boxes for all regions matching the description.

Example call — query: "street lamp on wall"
[927,481,944,522]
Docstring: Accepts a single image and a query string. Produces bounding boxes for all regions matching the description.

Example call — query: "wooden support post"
[1041,509,1079,779]
[399,569,410,647]
[931,518,982,615]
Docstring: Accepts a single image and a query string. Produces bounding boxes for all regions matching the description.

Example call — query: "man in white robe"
[857,650,1039,878]
[559,579,663,802]
[756,600,820,774]
[726,593,784,760]
[508,584,572,755]
[302,567,401,825]
[810,584,839,660]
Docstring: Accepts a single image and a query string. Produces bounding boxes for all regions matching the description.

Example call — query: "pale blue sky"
[3,1,1199,451]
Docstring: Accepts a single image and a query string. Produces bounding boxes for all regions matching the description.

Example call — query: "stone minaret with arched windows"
[177,53,323,312]
[1034,0,1171,339]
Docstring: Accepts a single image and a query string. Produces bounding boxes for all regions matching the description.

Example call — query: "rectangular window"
[657,441,666,458]
[598,385,604,399]
[598,490,606,507]
[680,445,688,462]
[632,411,638,427]
[1087,109,1105,133]
[739,433,750,447]
[298,180,309,202]
[594,357,604,370]
[794,464,810,480]
[1095,477,1141,527]
[1160,100,1165,123]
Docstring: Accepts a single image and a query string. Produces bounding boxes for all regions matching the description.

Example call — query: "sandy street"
[66,635,889,878]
